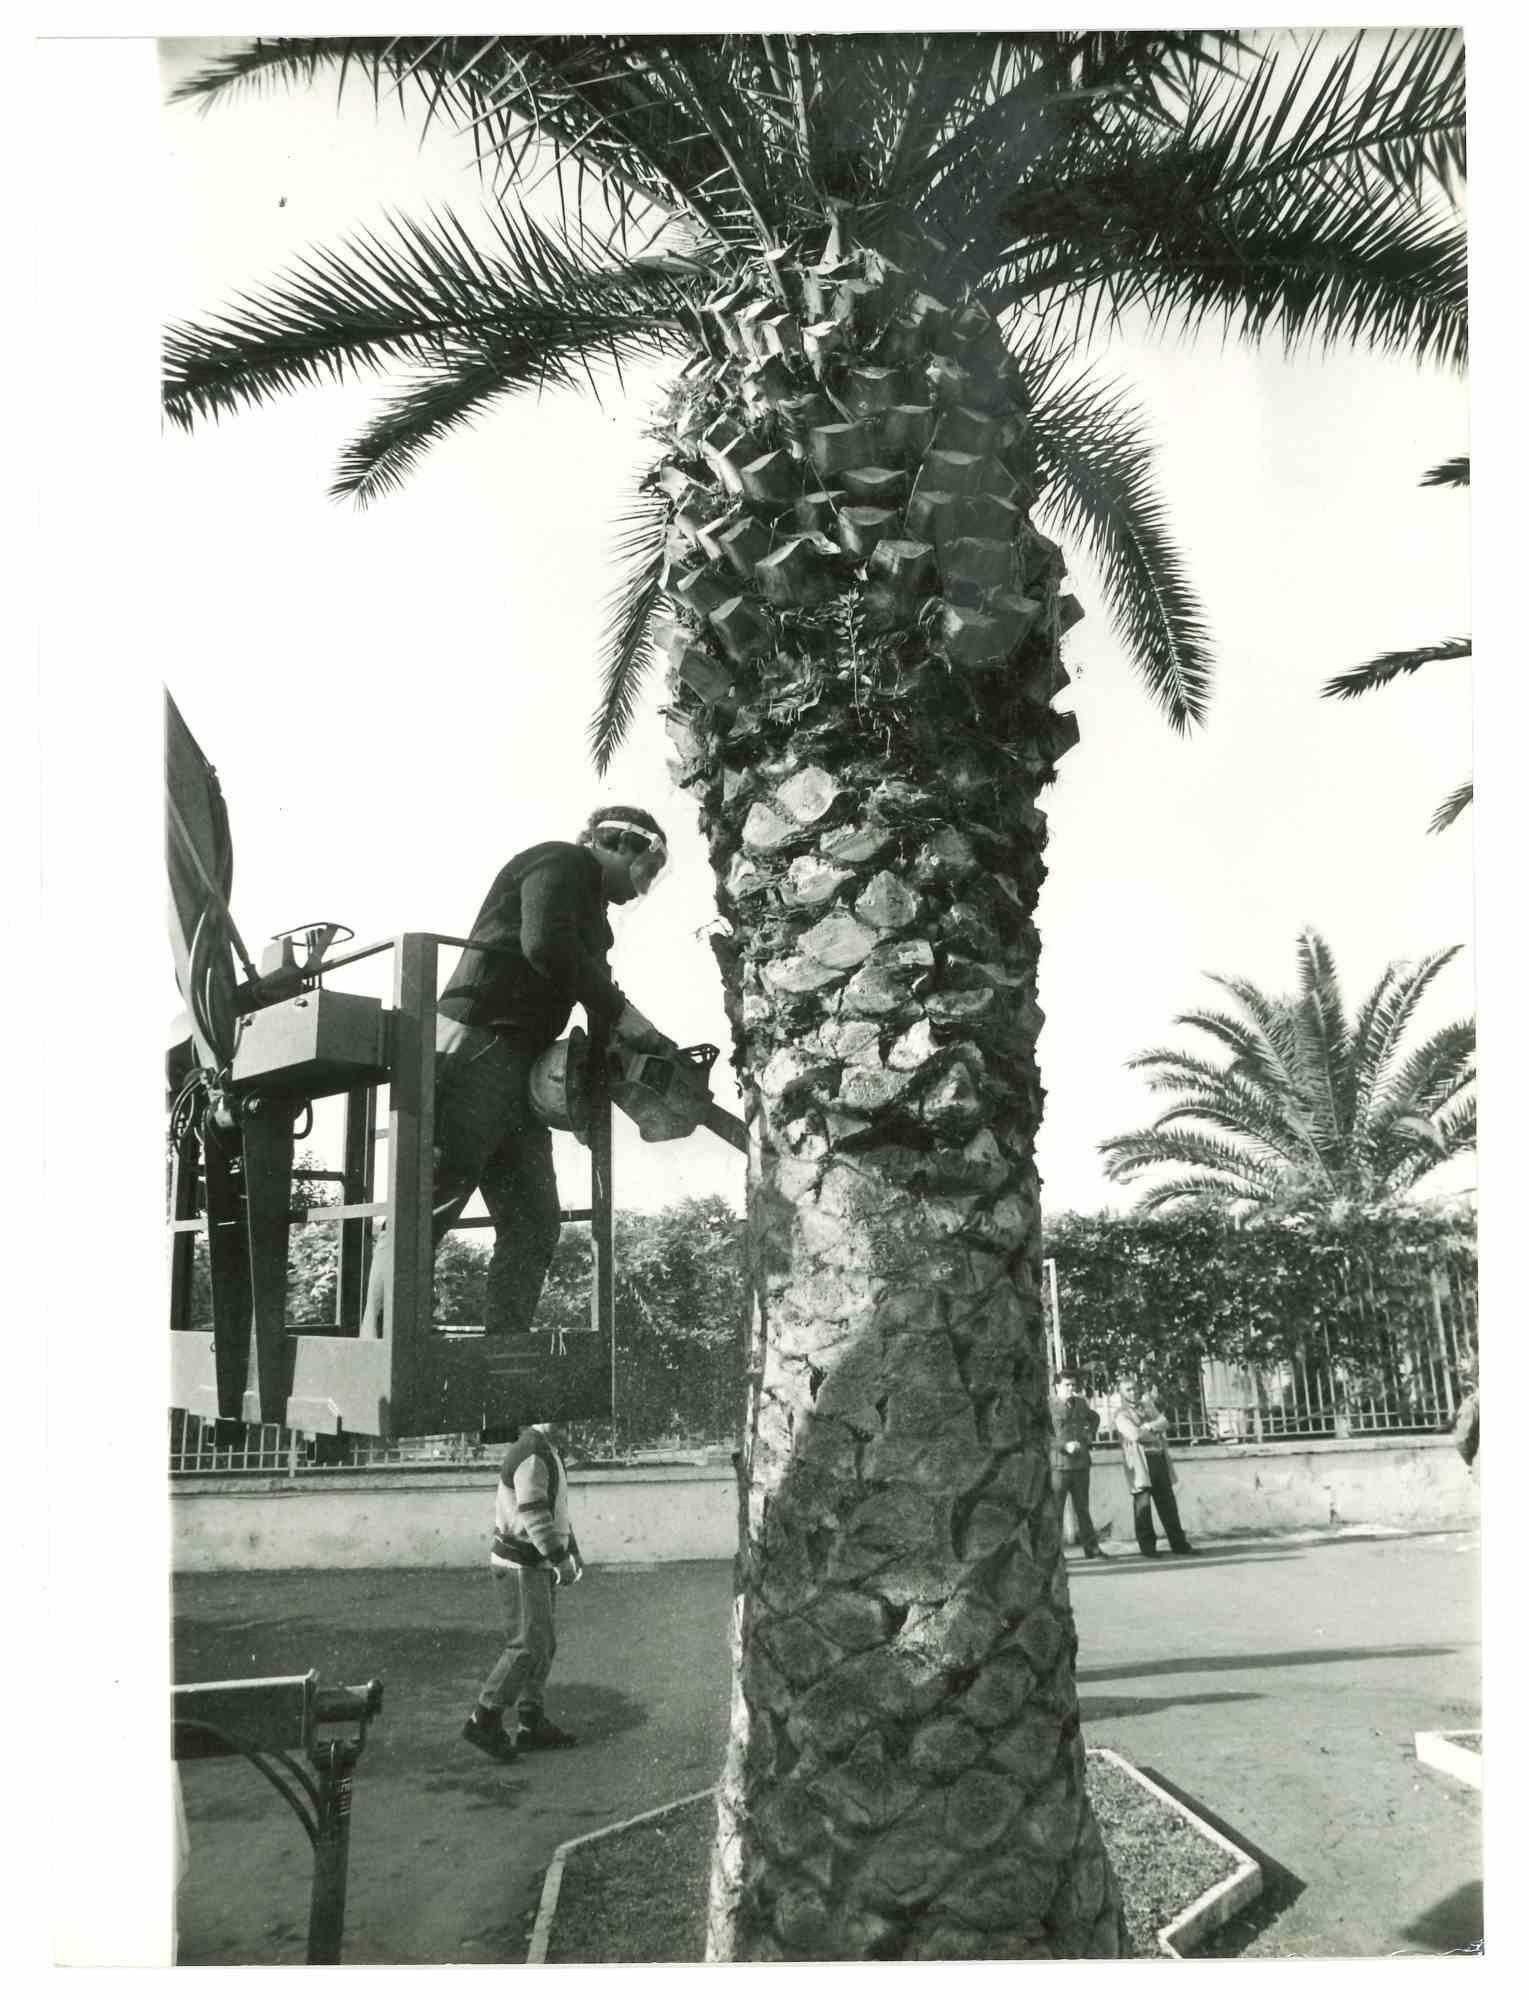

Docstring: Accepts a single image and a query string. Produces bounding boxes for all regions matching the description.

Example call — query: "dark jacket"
[1049,1393,1101,1469]
[439,842,627,1046]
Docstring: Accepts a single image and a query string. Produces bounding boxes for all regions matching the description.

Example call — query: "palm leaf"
[1098,1124,1284,1209]
[1291,927,1350,1155]
[171,37,731,254]
[1369,1015,1475,1132]
[1191,985,1304,1098]
[1148,1084,1315,1168]
[163,204,701,437]
[1113,929,1473,1213]
[987,30,1467,370]
[1321,636,1470,701]
[1022,358,1211,730]
[589,479,672,774]
[1429,781,1473,833]
[1349,945,1462,1119]
[1125,1044,1314,1162]
[1124,1174,1267,1216]
[1421,454,1469,487]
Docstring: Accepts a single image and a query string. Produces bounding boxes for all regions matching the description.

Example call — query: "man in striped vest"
[463,1420,584,1760]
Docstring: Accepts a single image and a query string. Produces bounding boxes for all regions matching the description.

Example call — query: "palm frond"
[1148,1084,1313,1168]
[1321,636,1471,700]
[1370,1014,1475,1131]
[1190,986,1304,1099]
[167,35,409,109]
[589,480,672,774]
[327,356,518,505]
[162,203,700,438]
[988,31,1467,370]
[1113,928,1472,1213]
[1125,1173,1267,1216]
[1291,926,1350,1154]
[1099,1125,1285,1214]
[1421,454,1469,487]
[1125,1044,1314,1162]
[1021,356,1212,730]
[172,36,751,258]
[1429,1096,1476,1156]
[1351,945,1462,1099]
[1429,781,1473,833]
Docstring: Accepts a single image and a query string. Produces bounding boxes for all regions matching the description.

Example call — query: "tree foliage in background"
[1099,928,1475,1218]
[190,1186,745,1449]
[1321,455,1471,834]
[1045,1205,1476,1413]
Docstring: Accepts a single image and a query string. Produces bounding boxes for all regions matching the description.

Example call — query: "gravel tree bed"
[543,1750,1235,1962]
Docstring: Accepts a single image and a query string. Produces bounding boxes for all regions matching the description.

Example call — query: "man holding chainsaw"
[363,806,676,1346]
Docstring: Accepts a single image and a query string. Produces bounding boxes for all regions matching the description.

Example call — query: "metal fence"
[168,1412,498,1477]
[172,1250,1476,1473]
[1090,1257,1477,1448]
[168,1410,735,1478]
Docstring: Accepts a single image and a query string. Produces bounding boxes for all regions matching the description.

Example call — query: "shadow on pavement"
[1072,1550,1300,1571]
[1398,1881,1484,1956]
[1077,1643,1457,1683]
[1082,1690,1261,1723]
[1132,1766,1306,1959]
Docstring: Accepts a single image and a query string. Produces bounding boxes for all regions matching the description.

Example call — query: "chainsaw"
[530,1030,746,1153]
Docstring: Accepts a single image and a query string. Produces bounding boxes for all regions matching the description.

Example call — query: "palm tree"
[1099,928,1475,1218]
[1321,455,1472,833]
[162,33,1466,1960]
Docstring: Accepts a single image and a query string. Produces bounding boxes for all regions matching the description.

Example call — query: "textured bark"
[651,228,1125,1960]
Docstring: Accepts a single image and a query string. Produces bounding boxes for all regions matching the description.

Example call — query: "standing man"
[463,1416,584,1761]
[1453,1368,1480,1474]
[1049,1370,1110,1559]
[1112,1373,1195,1558]
[364,806,675,1346]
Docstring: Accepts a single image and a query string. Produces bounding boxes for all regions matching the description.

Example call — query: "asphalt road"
[1066,1528,1482,1957]
[172,1528,1480,1963]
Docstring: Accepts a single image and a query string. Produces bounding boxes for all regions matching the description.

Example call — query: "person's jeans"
[1132,1453,1191,1554]
[477,1562,557,1719]
[363,1015,562,1343]
[1051,1460,1102,1553]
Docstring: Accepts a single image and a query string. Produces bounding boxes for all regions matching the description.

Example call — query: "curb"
[1414,1728,1482,1791]
[1088,1748,1264,1957]
[528,1761,1262,1963]
[525,1787,718,1965]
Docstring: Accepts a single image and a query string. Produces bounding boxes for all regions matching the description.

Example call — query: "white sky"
[154,33,1474,1219]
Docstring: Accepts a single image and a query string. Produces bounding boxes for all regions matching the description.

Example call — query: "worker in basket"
[363,807,676,1346]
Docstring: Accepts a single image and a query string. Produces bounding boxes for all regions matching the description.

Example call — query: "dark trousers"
[1051,1462,1102,1554]
[364,1016,562,1343]
[430,1019,562,1343]
[1132,1453,1191,1554]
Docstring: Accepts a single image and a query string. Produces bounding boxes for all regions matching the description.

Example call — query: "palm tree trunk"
[651,232,1124,1959]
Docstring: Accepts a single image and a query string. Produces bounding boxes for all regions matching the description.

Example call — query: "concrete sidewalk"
[173,1528,1480,1963]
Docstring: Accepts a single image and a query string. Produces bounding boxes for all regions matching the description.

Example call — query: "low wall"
[1072,1432,1478,1545]
[171,1435,1477,1575]
[171,1463,739,1574]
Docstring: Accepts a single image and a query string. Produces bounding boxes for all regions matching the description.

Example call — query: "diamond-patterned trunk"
[652,230,1124,1959]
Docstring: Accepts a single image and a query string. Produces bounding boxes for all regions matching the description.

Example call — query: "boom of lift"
[165,690,743,1443]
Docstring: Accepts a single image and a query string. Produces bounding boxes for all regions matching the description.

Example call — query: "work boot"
[462,1711,519,1762]
[1084,1547,1113,1561]
[515,1712,578,1751]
